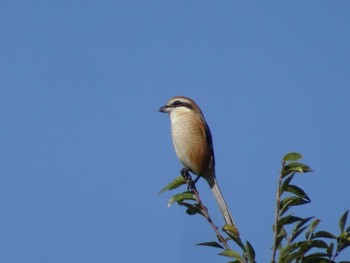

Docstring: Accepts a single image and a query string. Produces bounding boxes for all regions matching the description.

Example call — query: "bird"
[159,96,236,228]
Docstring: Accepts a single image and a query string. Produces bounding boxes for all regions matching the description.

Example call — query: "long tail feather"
[207,175,237,228]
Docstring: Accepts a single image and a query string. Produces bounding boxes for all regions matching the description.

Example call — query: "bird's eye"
[173,100,182,107]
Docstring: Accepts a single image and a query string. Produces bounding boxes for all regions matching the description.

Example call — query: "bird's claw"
[180,168,198,191]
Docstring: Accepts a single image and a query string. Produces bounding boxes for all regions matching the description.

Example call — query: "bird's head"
[159,96,203,116]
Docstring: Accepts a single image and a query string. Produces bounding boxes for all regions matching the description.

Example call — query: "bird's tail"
[206,174,237,230]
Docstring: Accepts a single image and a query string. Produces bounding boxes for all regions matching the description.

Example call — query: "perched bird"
[159,96,236,227]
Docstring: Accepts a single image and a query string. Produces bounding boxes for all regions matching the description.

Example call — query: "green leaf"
[312,231,336,239]
[282,252,303,263]
[301,252,330,262]
[280,215,303,225]
[282,168,297,178]
[337,232,350,253]
[279,196,310,216]
[339,210,349,233]
[294,217,314,232]
[223,224,240,238]
[279,241,304,261]
[182,203,203,216]
[283,152,303,162]
[290,226,308,243]
[224,230,246,251]
[245,241,255,263]
[305,219,321,240]
[327,242,334,258]
[159,175,187,194]
[277,215,303,233]
[196,241,224,249]
[283,162,313,177]
[290,217,314,243]
[219,249,244,261]
[280,173,295,194]
[168,191,196,207]
[275,233,287,249]
[285,184,310,201]
[308,239,329,249]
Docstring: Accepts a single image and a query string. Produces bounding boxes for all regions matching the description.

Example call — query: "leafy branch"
[271,152,350,263]
[160,169,256,263]
[160,152,350,262]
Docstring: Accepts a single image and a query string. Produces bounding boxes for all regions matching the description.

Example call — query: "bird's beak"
[159,105,170,113]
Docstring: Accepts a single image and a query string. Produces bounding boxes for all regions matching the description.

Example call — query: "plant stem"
[191,186,231,250]
[181,168,231,250]
[271,161,285,263]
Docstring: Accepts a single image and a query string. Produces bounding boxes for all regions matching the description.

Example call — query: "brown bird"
[159,96,236,227]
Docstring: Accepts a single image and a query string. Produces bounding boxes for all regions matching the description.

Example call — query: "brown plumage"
[159,96,236,228]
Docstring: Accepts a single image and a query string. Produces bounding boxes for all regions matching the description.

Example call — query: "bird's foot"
[180,168,198,191]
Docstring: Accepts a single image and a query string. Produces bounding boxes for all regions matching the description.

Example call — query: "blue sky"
[1,1,349,262]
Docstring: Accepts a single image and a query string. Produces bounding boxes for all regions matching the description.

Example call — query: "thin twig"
[181,169,231,250]
[192,186,231,250]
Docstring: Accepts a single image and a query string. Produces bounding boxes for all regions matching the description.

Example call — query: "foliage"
[160,153,350,262]
[272,153,350,263]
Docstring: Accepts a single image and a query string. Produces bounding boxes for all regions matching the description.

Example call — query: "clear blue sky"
[1,1,349,262]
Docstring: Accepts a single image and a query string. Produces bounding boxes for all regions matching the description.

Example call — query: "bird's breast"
[170,112,211,176]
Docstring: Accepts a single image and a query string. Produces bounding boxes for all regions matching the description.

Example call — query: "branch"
[180,168,231,250]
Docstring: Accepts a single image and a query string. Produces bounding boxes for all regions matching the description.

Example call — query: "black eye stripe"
[172,100,192,109]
